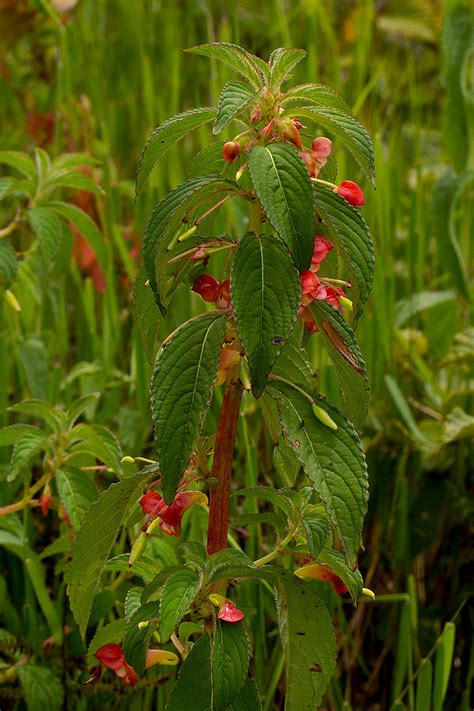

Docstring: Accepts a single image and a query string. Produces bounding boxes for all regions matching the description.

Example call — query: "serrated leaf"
[160,568,200,642]
[186,43,263,90]
[214,82,255,135]
[0,240,18,289]
[205,549,262,585]
[136,108,217,195]
[249,143,314,270]
[68,423,122,474]
[55,467,98,532]
[281,83,350,113]
[124,600,159,675]
[268,48,306,89]
[47,201,109,276]
[125,587,143,621]
[231,511,287,539]
[272,339,314,391]
[231,233,300,397]
[105,554,158,583]
[213,621,251,709]
[52,153,100,170]
[87,619,126,665]
[132,266,161,364]
[9,399,63,431]
[0,150,36,179]
[313,185,375,325]
[17,664,63,711]
[317,548,363,602]
[44,168,103,196]
[166,634,212,710]
[65,469,155,636]
[0,424,43,447]
[189,143,226,178]
[233,486,296,518]
[276,570,336,710]
[66,393,100,426]
[8,430,49,482]
[268,381,368,568]
[273,437,301,488]
[289,106,375,185]
[151,313,226,503]
[143,176,239,313]
[226,677,262,710]
[309,300,369,428]
[303,513,330,560]
[19,338,48,400]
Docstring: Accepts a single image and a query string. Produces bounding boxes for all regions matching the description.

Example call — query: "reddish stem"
[207,364,243,555]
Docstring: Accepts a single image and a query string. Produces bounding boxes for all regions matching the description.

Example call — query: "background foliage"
[0,0,472,709]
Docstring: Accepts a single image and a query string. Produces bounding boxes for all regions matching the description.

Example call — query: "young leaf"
[275,569,337,710]
[160,568,200,642]
[151,313,226,503]
[268,381,368,568]
[68,423,122,474]
[0,240,18,289]
[185,43,264,90]
[288,106,375,185]
[268,48,306,89]
[0,150,36,179]
[44,168,103,196]
[308,300,369,428]
[48,201,109,276]
[248,143,314,270]
[123,601,159,675]
[17,664,63,711]
[166,634,212,711]
[7,429,50,482]
[212,621,251,709]
[0,424,43,447]
[313,186,375,325]
[66,392,100,426]
[213,81,256,135]
[303,513,330,560]
[65,469,155,636]
[8,399,63,432]
[55,467,98,532]
[281,83,350,113]
[231,232,300,397]
[136,108,217,195]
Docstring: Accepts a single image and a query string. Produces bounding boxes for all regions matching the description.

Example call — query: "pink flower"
[334,180,364,206]
[300,270,327,306]
[94,643,138,686]
[311,136,332,159]
[215,278,231,309]
[311,236,334,271]
[139,490,208,537]
[208,594,244,622]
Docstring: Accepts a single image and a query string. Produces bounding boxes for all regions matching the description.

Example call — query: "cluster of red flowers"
[192,274,231,308]
[139,489,207,537]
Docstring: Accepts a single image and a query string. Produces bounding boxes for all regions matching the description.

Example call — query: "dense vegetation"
[0,1,472,710]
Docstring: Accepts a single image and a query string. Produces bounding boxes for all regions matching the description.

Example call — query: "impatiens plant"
[65,44,376,708]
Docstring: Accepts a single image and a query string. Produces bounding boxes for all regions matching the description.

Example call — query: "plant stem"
[207,363,243,555]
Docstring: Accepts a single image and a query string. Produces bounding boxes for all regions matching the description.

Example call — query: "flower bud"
[282,125,302,149]
[334,180,364,206]
[128,531,148,566]
[145,649,179,668]
[250,108,263,124]
[260,120,275,141]
[312,403,338,431]
[192,274,220,302]
[216,278,231,309]
[208,594,244,622]
[222,141,241,164]
[311,136,332,158]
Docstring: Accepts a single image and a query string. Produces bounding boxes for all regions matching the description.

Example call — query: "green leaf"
[124,600,159,675]
[68,423,122,473]
[248,143,314,270]
[0,150,36,179]
[0,240,18,289]
[416,660,433,711]
[289,106,375,185]
[313,186,375,325]
[231,233,300,397]
[433,622,456,711]
[275,570,337,710]
[44,168,103,196]
[189,143,226,178]
[136,108,217,195]
[8,399,63,432]
[281,83,350,113]
[47,201,109,276]
[87,619,126,665]
[268,48,306,89]
[132,266,161,364]
[272,322,314,391]
[52,153,100,170]
[205,549,263,585]
[268,381,368,568]
[317,548,363,602]
[65,468,155,637]
[212,621,251,709]
[395,289,457,328]
[0,424,43,447]
[225,677,262,710]
[143,175,239,313]
[273,437,301,488]
[8,429,49,482]
[185,43,264,90]
[55,467,98,532]
[214,82,255,135]
[151,313,226,503]
[160,568,200,642]
[166,634,212,710]
[105,554,158,583]
[303,513,330,560]
[17,664,63,711]
[19,338,49,401]
[66,392,100,426]
[308,300,368,428]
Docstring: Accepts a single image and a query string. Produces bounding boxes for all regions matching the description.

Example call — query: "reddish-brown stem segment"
[207,364,243,555]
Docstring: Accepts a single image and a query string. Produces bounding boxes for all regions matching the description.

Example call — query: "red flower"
[140,490,208,537]
[40,486,52,517]
[282,124,302,149]
[250,108,263,124]
[216,279,231,309]
[192,274,220,302]
[294,563,348,595]
[311,136,332,159]
[299,306,319,334]
[260,120,275,141]
[334,180,364,206]
[222,141,241,164]
[299,151,317,177]
[94,644,138,686]
[208,594,244,622]
[311,236,334,271]
[300,270,327,306]
[324,285,346,310]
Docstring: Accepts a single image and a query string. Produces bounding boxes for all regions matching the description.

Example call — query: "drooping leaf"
[281,83,350,113]
[65,469,155,636]
[268,381,368,568]
[166,634,212,711]
[275,569,337,710]
[48,201,109,276]
[136,108,217,195]
[308,300,368,428]
[212,621,251,709]
[313,185,375,325]
[17,664,63,711]
[55,467,98,532]
[231,232,300,397]
[0,240,18,289]
[151,313,226,503]
[185,43,264,90]
[44,168,103,196]
[160,568,200,642]
[213,82,256,135]
[288,106,375,185]
[123,601,159,675]
[248,143,314,270]
[268,48,306,89]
